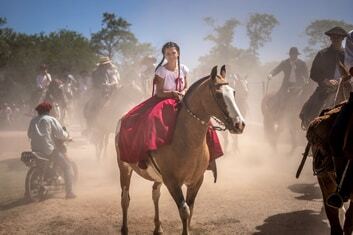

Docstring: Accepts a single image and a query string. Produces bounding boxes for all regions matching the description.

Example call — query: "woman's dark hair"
[155,41,180,79]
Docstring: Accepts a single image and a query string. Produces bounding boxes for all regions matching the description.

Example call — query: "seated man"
[84,57,120,128]
[27,101,76,199]
[267,47,308,119]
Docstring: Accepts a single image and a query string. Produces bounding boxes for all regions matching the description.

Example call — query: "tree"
[0,17,6,26]
[246,13,279,55]
[195,17,241,76]
[304,19,353,58]
[91,12,136,59]
[44,30,97,76]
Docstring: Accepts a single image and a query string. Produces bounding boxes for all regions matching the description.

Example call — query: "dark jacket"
[310,46,345,86]
[271,58,308,91]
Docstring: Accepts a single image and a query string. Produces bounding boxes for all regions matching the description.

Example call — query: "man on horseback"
[27,101,76,199]
[84,57,120,128]
[267,47,309,119]
[140,55,156,97]
[300,26,350,129]
[44,79,68,122]
[32,64,52,105]
[325,31,353,209]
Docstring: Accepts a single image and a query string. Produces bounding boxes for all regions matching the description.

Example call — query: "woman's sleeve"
[182,65,190,76]
[155,66,164,78]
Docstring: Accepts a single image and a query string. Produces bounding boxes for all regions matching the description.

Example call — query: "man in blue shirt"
[28,102,76,199]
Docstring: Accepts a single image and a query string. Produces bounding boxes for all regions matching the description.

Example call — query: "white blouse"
[155,64,189,92]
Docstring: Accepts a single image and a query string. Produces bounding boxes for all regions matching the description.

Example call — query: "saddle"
[306,101,346,145]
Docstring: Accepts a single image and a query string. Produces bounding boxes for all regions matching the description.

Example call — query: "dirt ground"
[0,123,333,235]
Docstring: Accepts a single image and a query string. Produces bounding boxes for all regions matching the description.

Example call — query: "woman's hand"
[172,91,183,100]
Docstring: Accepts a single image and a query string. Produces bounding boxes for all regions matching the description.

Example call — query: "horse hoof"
[121,226,128,235]
[153,229,163,235]
[153,223,163,235]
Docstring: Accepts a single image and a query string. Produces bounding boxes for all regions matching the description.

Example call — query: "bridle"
[182,78,233,131]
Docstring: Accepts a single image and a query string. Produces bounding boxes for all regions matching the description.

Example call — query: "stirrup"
[326,192,344,209]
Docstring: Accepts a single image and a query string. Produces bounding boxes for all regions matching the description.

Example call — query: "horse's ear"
[220,65,226,78]
[211,66,218,80]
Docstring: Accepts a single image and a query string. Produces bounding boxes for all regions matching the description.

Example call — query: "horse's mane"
[183,75,210,101]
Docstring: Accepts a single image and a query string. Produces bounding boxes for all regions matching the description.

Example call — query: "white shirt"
[289,60,297,83]
[106,66,120,86]
[27,114,69,155]
[345,30,353,69]
[155,64,189,92]
[36,73,52,89]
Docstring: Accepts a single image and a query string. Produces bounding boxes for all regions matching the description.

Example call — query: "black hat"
[289,47,300,55]
[325,26,348,37]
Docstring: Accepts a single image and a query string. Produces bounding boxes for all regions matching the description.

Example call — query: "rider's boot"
[207,160,217,183]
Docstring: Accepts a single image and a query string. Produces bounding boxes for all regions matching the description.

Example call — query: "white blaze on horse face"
[220,85,245,124]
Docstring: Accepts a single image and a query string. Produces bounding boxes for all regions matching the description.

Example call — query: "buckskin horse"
[115,65,245,235]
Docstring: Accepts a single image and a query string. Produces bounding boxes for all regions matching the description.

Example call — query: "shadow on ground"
[254,210,329,235]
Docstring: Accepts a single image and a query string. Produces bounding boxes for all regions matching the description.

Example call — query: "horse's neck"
[173,85,210,150]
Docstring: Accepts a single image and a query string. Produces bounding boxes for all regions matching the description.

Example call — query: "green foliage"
[247,13,279,55]
[91,12,136,59]
[195,14,278,77]
[0,23,97,102]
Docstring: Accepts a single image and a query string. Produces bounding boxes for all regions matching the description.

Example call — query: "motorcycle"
[21,140,78,202]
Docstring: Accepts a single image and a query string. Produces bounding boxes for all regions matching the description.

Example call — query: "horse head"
[202,65,246,134]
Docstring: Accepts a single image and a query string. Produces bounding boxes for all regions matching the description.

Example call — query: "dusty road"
[0,125,332,235]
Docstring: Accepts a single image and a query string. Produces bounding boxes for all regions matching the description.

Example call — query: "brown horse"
[115,65,245,235]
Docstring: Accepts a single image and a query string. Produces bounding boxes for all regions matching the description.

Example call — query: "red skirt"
[117,96,223,164]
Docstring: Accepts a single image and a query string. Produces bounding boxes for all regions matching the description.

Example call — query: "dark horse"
[261,84,310,152]
[311,109,353,235]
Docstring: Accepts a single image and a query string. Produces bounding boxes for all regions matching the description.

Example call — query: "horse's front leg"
[344,201,353,235]
[152,182,163,235]
[186,175,204,230]
[118,159,133,235]
[164,179,190,235]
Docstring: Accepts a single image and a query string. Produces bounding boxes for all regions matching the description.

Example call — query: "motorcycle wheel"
[25,167,46,202]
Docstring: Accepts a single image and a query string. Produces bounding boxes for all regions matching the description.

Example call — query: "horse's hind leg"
[152,182,163,235]
[164,180,190,235]
[118,159,133,235]
[344,201,353,235]
[186,175,204,230]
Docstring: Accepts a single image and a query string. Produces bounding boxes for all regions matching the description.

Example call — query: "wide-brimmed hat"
[289,47,300,55]
[325,26,348,37]
[99,56,112,65]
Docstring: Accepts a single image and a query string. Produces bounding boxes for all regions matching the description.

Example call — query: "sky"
[0,0,352,69]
